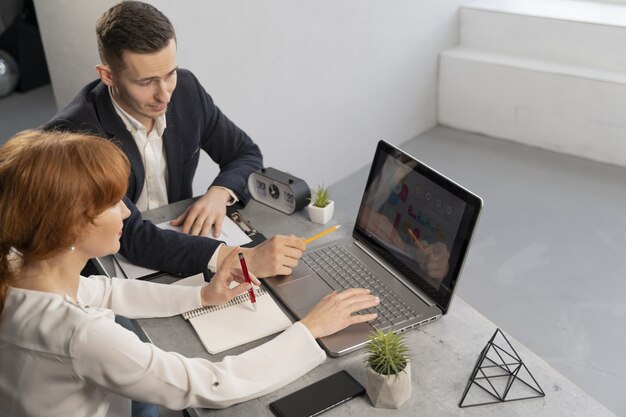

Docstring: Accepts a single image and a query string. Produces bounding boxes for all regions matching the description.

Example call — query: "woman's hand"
[300,288,380,339]
[200,247,260,306]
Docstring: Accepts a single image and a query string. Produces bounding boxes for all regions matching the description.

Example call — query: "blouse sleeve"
[71,314,326,410]
[77,275,202,318]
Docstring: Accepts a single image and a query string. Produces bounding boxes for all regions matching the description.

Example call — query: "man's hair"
[96,1,176,71]
[0,130,130,313]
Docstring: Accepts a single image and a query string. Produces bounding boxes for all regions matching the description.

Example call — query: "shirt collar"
[109,88,167,136]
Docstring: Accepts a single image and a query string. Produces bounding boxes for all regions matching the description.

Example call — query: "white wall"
[34,0,112,110]
[34,0,464,194]
[438,0,626,168]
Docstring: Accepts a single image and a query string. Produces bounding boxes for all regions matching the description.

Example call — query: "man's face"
[109,39,178,128]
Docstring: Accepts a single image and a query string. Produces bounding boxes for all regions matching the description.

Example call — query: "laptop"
[265,140,483,357]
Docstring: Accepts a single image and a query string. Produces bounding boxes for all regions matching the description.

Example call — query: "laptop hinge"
[353,240,436,307]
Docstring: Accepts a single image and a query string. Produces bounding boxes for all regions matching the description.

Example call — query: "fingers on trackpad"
[279,275,333,314]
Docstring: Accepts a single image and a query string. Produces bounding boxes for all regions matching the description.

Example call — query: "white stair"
[438,0,626,167]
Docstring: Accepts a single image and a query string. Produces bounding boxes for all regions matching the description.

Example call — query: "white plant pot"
[306,200,334,224]
[365,361,412,409]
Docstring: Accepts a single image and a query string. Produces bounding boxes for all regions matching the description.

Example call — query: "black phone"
[269,370,365,417]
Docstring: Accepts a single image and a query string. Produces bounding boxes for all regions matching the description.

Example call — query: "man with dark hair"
[46,3,306,416]
[46,1,305,279]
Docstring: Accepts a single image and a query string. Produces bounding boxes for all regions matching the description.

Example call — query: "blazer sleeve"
[189,72,263,205]
[119,197,222,275]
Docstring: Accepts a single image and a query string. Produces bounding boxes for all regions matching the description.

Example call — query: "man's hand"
[219,235,306,278]
[415,241,450,280]
[170,187,232,237]
[200,247,261,306]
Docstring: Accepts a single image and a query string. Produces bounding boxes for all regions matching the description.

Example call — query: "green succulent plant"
[311,184,331,208]
[364,329,410,376]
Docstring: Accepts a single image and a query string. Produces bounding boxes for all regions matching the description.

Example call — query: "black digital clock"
[247,168,310,214]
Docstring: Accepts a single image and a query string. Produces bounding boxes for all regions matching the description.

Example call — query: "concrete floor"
[332,126,626,417]
[1,88,624,416]
[0,84,57,143]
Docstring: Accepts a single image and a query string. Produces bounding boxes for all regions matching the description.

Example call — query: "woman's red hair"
[0,130,130,312]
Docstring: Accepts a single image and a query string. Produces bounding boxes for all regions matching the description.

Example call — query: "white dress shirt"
[111,93,238,271]
[110,92,239,211]
[0,276,326,417]
[111,95,169,211]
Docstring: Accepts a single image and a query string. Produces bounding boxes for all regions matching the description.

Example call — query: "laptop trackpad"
[279,275,333,316]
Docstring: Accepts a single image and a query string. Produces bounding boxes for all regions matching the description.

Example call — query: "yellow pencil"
[304,224,342,244]
[409,229,425,250]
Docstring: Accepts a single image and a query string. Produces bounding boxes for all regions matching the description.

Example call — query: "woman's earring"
[70,246,76,251]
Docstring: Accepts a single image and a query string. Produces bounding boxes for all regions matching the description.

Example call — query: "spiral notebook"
[182,287,293,354]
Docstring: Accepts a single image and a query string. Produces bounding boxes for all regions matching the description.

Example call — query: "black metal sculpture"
[459,328,545,408]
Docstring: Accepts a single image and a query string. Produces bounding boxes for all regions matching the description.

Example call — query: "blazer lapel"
[94,83,145,202]
[163,108,183,202]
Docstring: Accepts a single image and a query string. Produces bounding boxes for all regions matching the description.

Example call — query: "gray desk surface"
[101,199,616,417]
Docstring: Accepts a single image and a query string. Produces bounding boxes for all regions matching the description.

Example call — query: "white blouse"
[0,276,326,417]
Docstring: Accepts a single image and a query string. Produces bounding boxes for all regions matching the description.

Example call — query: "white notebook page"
[183,288,292,354]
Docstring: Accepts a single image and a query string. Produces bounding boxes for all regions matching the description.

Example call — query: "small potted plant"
[306,184,334,224]
[364,329,412,408]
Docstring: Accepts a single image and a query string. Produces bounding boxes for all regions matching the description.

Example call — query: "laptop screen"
[354,141,482,314]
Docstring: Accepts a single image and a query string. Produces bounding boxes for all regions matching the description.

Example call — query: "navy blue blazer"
[47,68,262,205]
[45,69,263,274]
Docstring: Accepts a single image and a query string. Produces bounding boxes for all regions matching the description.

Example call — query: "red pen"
[238,252,257,311]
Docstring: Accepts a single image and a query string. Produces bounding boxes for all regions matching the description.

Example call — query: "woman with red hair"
[0,130,379,417]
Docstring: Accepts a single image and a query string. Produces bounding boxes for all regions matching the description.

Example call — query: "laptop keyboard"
[302,244,418,329]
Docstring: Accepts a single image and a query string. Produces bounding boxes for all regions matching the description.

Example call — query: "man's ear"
[96,64,115,87]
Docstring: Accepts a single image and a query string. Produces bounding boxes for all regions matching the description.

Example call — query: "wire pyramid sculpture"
[459,328,545,408]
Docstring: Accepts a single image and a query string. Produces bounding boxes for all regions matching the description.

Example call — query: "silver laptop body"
[265,140,483,357]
